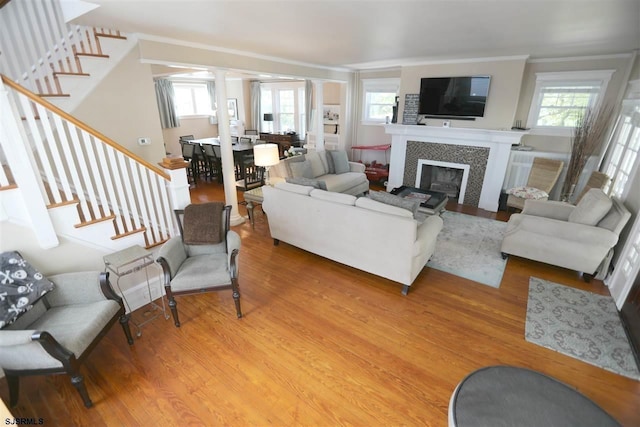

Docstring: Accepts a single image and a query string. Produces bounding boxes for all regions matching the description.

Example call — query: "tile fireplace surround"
[384,124,527,212]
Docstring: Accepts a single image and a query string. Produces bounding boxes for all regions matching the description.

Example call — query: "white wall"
[71,48,166,165]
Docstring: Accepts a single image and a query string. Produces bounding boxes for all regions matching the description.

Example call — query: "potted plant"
[561,104,614,202]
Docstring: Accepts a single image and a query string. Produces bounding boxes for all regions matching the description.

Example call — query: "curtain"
[154,79,180,128]
[250,80,261,131]
[305,79,313,133]
[206,80,217,124]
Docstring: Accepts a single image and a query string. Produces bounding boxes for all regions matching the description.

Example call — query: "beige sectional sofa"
[262,182,443,294]
[269,149,369,196]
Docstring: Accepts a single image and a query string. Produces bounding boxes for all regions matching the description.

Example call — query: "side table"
[243,185,265,228]
[103,245,169,337]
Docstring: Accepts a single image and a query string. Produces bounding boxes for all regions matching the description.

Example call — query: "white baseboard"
[120,276,166,314]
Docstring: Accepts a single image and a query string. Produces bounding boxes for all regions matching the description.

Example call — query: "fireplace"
[417,160,470,204]
[383,125,527,211]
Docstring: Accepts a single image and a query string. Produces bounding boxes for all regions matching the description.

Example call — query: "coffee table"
[390,186,448,215]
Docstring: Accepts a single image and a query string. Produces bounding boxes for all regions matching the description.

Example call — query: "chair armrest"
[0,330,65,371]
[349,162,366,173]
[413,215,444,256]
[226,230,241,279]
[45,271,111,307]
[156,237,188,281]
[522,199,574,221]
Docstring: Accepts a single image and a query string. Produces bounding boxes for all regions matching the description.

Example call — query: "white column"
[314,80,324,151]
[0,79,59,248]
[215,69,245,226]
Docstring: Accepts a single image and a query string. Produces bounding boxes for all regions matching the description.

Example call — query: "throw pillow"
[506,186,549,200]
[283,155,306,177]
[289,160,314,178]
[285,177,328,190]
[330,151,350,174]
[318,151,335,174]
[369,191,421,218]
[568,188,612,226]
[0,251,55,329]
[304,151,326,178]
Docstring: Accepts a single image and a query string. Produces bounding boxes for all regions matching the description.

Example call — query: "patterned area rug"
[426,211,507,288]
[526,277,640,380]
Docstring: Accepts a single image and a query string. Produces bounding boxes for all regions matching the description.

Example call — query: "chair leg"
[166,287,181,327]
[7,374,19,407]
[232,279,242,319]
[120,313,134,345]
[70,372,93,408]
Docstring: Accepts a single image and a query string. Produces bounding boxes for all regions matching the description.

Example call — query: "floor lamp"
[263,113,274,133]
[253,143,280,186]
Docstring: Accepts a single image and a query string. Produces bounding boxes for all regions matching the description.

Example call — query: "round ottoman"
[449,366,620,427]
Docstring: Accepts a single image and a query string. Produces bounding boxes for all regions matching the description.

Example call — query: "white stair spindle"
[36,103,73,201]
[94,142,125,233]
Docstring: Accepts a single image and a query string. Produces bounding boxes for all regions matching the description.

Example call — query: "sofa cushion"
[506,186,549,200]
[569,188,612,226]
[285,177,327,190]
[305,151,326,178]
[369,191,421,218]
[310,189,357,206]
[282,155,306,177]
[320,172,368,193]
[355,197,414,218]
[289,159,314,178]
[274,181,315,195]
[330,150,350,174]
[318,150,335,174]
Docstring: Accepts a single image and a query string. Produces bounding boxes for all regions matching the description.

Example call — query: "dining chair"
[181,142,197,184]
[239,137,252,144]
[231,136,239,143]
[201,143,222,183]
[506,157,564,211]
[236,162,265,192]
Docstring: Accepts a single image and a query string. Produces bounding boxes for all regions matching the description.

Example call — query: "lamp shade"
[253,143,280,167]
[263,113,274,122]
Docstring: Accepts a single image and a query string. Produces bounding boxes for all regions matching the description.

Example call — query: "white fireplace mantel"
[383,124,528,212]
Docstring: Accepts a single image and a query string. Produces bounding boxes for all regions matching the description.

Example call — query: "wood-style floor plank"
[2,180,639,426]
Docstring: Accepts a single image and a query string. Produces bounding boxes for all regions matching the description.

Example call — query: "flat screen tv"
[418,75,491,119]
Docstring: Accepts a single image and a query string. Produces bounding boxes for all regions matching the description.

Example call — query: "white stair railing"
[0,0,125,96]
[1,74,175,248]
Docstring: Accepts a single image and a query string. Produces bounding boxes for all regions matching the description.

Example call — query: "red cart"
[351,144,391,184]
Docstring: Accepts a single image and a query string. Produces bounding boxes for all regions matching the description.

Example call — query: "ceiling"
[74,0,640,72]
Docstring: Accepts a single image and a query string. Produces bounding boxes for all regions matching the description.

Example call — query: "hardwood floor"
[3,180,639,426]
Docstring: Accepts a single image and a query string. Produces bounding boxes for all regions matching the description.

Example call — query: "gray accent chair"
[156,205,242,327]
[0,271,134,408]
[501,189,631,280]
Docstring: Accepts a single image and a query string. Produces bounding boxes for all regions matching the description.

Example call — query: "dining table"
[191,137,255,181]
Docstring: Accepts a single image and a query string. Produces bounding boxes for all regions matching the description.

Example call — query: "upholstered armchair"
[156,203,242,327]
[0,263,133,408]
[501,189,631,280]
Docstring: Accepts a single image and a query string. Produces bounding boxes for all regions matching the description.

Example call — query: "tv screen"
[418,76,491,118]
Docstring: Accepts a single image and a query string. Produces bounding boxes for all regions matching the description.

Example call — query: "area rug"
[526,277,640,380]
[426,211,507,288]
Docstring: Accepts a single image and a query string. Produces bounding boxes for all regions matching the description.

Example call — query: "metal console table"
[103,245,169,337]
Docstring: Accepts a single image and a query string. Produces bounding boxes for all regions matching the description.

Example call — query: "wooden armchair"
[0,265,133,408]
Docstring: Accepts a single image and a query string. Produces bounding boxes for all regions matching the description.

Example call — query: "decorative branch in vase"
[561,104,614,202]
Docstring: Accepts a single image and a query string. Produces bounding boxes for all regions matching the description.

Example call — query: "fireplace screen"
[419,165,465,200]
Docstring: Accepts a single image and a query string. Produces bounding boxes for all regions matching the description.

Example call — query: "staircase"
[0,0,181,252]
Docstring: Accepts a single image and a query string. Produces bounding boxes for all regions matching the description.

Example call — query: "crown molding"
[527,53,634,63]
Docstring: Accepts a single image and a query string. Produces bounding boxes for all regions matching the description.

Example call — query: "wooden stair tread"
[47,199,80,208]
[112,226,147,240]
[0,184,18,191]
[95,32,127,40]
[75,53,109,59]
[38,93,70,98]
[75,214,116,228]
[146,238,169,249]
[52,71,90,77]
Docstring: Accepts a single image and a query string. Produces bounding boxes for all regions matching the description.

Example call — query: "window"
[361,78,399,124]
[260,81,305,133]
[603,100,640,199]
[527,70,614,134]
[173,82,214,116]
